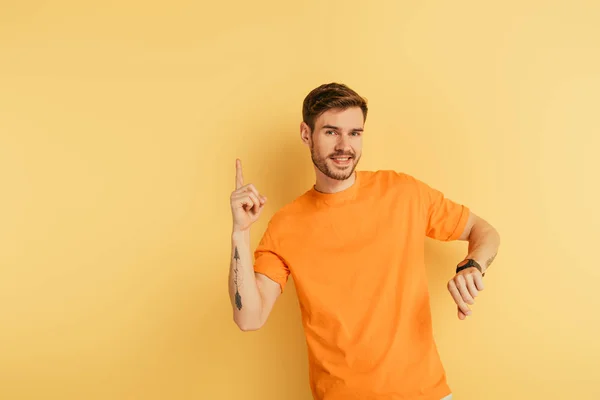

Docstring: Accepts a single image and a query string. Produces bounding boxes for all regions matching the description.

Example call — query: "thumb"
[458,307,467,320]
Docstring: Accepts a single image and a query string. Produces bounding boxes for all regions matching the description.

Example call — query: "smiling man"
[228,83,501,400]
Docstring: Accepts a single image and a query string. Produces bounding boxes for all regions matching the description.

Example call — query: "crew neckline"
[308,171,362,205]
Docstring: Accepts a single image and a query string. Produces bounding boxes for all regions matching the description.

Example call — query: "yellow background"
[1,1,598,399]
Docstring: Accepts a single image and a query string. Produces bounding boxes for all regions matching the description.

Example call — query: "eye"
[325,130,336,135]
[351,131,361,136]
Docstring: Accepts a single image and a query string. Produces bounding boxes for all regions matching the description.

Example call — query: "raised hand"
[230,159,267,232]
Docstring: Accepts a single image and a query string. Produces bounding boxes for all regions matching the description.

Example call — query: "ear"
[300,121,312,146]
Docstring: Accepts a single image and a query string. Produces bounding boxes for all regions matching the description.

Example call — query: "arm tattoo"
[233,246,243,310]
[486,253,497,267]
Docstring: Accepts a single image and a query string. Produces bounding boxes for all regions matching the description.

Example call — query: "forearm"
[465,220,501,274]
[229,230,264,330]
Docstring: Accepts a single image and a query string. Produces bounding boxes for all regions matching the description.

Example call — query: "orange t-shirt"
[253,170,470,400]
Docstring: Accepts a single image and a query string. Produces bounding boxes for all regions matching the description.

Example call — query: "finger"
[241,192,261,212]
[455,275,475,305]
[235,159,244,190]
[233,188,263,206]
[236,184,261,201]
[473,271,485,291]
[233,191,267,209]
[252,201,266,217]
[246,192,261,211]
[458,308,466,320]
[448,280,471,316]
[231,191,256,202]
[234,194,258,212]
[465,274,479,299]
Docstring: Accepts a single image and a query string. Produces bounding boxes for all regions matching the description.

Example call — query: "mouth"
[330,155,353,167]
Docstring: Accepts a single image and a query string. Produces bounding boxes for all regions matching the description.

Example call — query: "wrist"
[232,229,250,240]
[464,254,488,272]
[457,258,485,276]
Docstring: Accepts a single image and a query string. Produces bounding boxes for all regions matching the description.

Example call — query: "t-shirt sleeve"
[413,177,470,241]
[253,225,290,292]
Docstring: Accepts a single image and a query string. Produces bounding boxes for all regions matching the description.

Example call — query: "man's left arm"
[448,211,501,320]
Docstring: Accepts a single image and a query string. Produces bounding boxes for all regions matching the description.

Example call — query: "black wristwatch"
[456,258,485,277]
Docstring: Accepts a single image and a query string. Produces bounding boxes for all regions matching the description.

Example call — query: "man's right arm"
[228,159,282,331]
[228,229,281,331]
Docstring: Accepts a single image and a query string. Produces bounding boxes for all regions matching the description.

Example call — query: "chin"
[326,163,356,180]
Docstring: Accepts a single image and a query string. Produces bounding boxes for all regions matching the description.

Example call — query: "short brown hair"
[302,83,368,132]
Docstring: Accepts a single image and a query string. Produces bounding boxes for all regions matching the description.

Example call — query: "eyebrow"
[321,125,364,132]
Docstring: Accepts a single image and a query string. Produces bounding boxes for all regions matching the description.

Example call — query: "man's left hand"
[447,267,485,320]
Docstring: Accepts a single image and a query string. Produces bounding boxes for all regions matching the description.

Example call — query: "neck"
[313,169,357,194]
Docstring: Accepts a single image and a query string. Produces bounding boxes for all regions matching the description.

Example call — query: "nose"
[334,134,352,153]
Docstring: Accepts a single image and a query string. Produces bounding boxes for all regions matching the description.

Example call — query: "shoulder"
[359,169,423,191]
[262,191,312,234]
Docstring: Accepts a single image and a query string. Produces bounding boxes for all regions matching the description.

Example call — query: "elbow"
[233,316,264,332]
[492,225,501,245]
[480,219,501,244]
[238,323,262,332]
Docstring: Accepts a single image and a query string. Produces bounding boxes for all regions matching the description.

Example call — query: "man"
[228,83,500,400]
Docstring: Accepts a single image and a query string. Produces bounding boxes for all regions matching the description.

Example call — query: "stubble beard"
[310,143,359,181]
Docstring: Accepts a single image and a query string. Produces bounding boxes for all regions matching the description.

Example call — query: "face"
[301,107,364,181]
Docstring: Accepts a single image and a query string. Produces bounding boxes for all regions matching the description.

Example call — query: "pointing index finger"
[235,159,244,189]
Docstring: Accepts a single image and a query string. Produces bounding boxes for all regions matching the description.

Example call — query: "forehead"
[314,107,364,130]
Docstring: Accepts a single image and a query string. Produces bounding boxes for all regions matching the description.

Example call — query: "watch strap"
[456,259,485,276]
